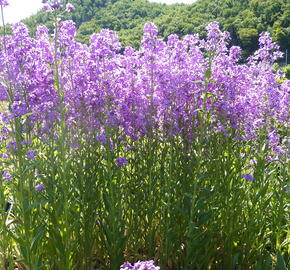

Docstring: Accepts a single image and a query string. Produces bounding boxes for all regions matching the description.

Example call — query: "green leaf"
[276,251,287,270]
[253,183,269,204]
[264,255,272,270]
[22,112,33,119]
[30,225,45,252]
[205,69,212,80]
[254,257,263,270]
[232,253,240,267]
[197,211,212,226]
[205,92,215,99]
[193,80,205,85]
[26,200,48,212]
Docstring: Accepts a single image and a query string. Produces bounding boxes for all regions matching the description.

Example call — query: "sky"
[1,0,43,24]
[0,0,196,25]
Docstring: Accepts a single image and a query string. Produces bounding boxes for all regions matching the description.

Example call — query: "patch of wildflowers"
[0,20,288,159]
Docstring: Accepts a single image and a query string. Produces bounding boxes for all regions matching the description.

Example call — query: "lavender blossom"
[96,134,107,145]
[0,0,9,7]
[2,170,12,181]
[35,184,45,192]
[120,262,133,270]
[120,261,160,270]
[65,3,74,12]
[71,139,78,149]
[42,3,53,12]
[21,140,32,145]
[51,1,61,9]
[27,150,37,160]
[116,157,128,168]
[133,260,160,270]
[242,174,254,182]
[0,20,288,157]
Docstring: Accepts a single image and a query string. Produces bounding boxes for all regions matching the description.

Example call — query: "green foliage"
[238,28,259,57]
[1,113,289,269]
[281,64,290,79]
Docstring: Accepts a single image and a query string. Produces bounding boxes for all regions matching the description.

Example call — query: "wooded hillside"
[20,0,290,58]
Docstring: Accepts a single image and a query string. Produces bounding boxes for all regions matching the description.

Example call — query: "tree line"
[4,0,290,59]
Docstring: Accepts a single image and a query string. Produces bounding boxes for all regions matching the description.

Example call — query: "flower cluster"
[42,0,74,12]
[27,150,37,160]
[0,21,289,156]
[0,0,8,7]
[116,157,128,168]
[2,170,11,181]
[120,260,160,270]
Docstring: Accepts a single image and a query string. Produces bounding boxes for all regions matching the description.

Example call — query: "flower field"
[0,1,289,269]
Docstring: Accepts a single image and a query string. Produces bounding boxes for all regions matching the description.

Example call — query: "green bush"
[281,64,290,79]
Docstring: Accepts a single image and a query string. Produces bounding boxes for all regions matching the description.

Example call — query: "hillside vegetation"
[20,0,290,57]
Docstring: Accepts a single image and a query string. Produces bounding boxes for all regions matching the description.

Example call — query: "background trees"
[18,0,290,60]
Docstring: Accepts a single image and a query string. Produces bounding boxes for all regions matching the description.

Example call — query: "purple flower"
[133,261,160,270]
[2,170,12,181]
[120,261,160,270]
[0,18,288,175]
[51,1,61,9]
[125,146,135,152]
[35,184,45,192]
[120,262,133,270]
[242,174,254,182]
[143,22,158,39]
[90,29,121,58]
[116,157,128,168]
[27,150,37,160]
[43,3,53,12]
[71,139,78,149]
[65,3,74,12]
[6,140,17,151]
[96,134,107,145]
[21,140,32,146]
[0,0,9,7]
